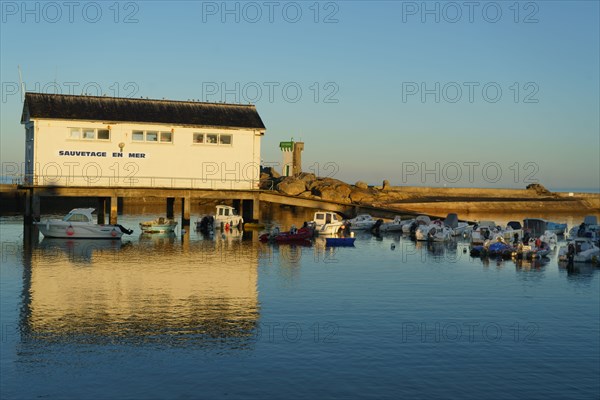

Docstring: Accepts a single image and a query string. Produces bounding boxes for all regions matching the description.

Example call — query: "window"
[65,213,89,222]
[146,131,158,142]
[160,132,172,143]
[69,127,110,141]
[97,129,110,140]
[132,131,144,141]
[207,134,218,144]
[193,133,204,143]
[82,129,95,139]
[220,134,232,145]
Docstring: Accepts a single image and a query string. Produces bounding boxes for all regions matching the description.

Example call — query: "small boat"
[259,225,314,243]
[139,217,177,233]
[379,216,412,232]
[345,214,377,230]
[514,238,552,260]
[443,213,472,236]
[567,215,600,242]
[403,215,431,234]
[214,205,244,228]
[558,238,600,263]
[311,211,344,235]
[325,237,356,247]
[415,220,452,242]
[500,221,524,242]
[470,221,499,245]
[196,205,244,232]
[36,208,133,239]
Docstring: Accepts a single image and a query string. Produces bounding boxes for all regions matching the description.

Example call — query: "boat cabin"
[63,208,95,223]
[313,211,340,227]
[216,205,239,218]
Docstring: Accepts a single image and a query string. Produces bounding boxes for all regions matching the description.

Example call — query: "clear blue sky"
[1,1,598,191]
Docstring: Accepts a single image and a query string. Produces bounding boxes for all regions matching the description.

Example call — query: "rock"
[349,188,375,203]
[277,177,307,196]
[526,183,552,196]
[311,182,352,203]
[298,191,313,198]
[382,179,390,191]
[355,181,369,190]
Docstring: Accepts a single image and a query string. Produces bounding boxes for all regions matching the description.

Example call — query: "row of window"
[68,128,233,145]
[70,128,110,141]
[132,130,172,143]
[193,133,232,145]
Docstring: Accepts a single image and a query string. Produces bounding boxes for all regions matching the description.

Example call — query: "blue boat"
[326,237,356,247]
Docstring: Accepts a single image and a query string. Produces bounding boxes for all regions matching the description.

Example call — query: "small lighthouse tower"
[279,139,304,177]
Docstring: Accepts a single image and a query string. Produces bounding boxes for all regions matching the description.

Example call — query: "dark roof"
[21,92,266,130]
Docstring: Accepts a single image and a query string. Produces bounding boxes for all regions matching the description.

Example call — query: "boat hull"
[326,237,356,247]
[37,221,123,239]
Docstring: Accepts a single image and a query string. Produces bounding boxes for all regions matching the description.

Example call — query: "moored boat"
[558,238,600,263]
[345,214,377,230]
[139,217,177,233]
[379,216,411,232]
[415,220,453,242]
[36,208,133,239]
[325,237,356,247]
[311,211,344,235]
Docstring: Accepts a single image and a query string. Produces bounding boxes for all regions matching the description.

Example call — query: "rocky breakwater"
[259,168,410,206]
[259,168,597,214]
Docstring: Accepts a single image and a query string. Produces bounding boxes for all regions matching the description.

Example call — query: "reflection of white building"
[21,93,266,189]
[26,240,259,341]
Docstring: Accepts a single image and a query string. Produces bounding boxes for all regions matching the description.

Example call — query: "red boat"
[259,226,314,243]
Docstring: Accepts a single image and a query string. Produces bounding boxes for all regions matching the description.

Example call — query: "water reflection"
[20,232,260,348]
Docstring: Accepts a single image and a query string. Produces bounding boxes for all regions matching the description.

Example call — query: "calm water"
[1,209,599,400]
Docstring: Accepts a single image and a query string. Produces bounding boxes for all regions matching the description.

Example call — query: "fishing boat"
[311,211,344,235]
[214,205,244,228]
[36,208,133,239]
[139,217,177,233]
[558,238,600,263]
[196,205,244,232]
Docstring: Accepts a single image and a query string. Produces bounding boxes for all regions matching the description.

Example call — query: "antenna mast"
[18,65,25,102]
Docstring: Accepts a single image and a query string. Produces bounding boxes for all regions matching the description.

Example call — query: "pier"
[17,183,423,226]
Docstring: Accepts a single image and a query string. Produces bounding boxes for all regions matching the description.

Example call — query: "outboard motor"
[409,221,419,236]
[371,219,383,234]
[116,224,133,235]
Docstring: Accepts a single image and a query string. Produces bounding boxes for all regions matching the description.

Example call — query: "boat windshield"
[63,213,90,222]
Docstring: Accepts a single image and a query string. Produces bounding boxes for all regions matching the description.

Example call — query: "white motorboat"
[214,205,244,228]
[415,220,453,242]
[380,216,411,232]
[36,208,133,239]
[500,221,524,242]
[558,238,600,263]
[312,211,344,235]
[139,217,178,233]
[443,213,472,236]
[567,215,600,242]
[345,214,377,230]
[403,215,431,234]
[471,221,499,245]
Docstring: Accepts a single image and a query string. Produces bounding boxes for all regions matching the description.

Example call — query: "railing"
[15,174,260,190]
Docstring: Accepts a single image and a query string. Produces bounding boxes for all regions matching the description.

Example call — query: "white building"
[21,93,266,189]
